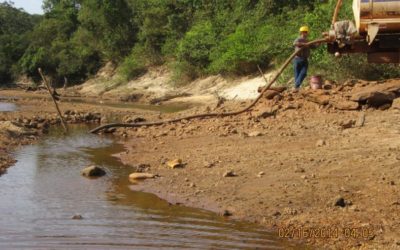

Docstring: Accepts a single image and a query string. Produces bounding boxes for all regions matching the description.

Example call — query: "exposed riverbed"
[0,125,299,249]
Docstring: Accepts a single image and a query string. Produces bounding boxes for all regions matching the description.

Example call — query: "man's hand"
[295,42,307,47]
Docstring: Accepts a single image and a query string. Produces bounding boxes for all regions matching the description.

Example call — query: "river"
[0,119,302,249]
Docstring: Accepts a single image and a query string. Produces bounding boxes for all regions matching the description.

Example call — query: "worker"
[293,26,318,90]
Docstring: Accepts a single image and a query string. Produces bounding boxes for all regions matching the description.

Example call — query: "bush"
[118,45,148,81]
[176,21,216,71]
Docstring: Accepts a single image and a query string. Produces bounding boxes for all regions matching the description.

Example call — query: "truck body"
[328,0,400,63]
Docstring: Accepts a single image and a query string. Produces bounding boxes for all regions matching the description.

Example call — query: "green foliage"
[2,0,399,86]
[118,45,147,80]
[0,2,39,84]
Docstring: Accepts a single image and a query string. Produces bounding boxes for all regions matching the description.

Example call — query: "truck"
[327,0,400,63]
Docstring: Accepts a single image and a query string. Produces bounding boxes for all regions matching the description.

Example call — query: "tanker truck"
[327,0,400,63]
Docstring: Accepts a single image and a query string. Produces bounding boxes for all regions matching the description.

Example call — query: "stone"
[340,120,356,129]
[351,82,400,107]
[132,164,151,173]
[258,86,287,94]
[333,196,348,207]
[316,139,326,147]
[392,98,400,110]
[103,128,116,134]
[331,100,359,110]
[222,210,233,217]
[72,214,83,220]
[248,131,263,137]
[256,106,279,119]
[129,172,156,180]
[355,113,366,127]
[0,121,37,137]
[257,171,265,178]
[81,165,106,177]
[166,159,184,169]
[294,167,305,173]
[223,170,237,177]
[264,90,282,100]
[304,92,330,105]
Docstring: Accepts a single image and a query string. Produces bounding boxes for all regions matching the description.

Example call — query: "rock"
[304,92,330,105]
[378,103,392,110]
[258,86,287,94]
[166,159,184,169]
[351,82,399,107]
[391,98,400,110]
[340,120,356,129]
[333,196,350,207]
[204,162,216,168]
[223,170,237,177]
[256,106,279,119]
[257,171,265,178]
[103,128,116,134]
[263,90,282,100]
[100,116,109,124]
[355,113,366,127]
[129,172,156,180]
[72,214,83,220]
[316,139,326,147]
[81,165,106,177]
[248,131,263,137]
[294,167,305,173]
[222,210,233,217]
[0,121,37,137]
[132,164,151,173]
[331,100,359,110]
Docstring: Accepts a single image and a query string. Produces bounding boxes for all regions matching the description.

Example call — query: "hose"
[90,38,327,134]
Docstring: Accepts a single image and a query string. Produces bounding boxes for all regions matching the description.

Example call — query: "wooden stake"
[38,68,68,133]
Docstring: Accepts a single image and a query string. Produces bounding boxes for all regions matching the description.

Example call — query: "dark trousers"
[293,57,308,88]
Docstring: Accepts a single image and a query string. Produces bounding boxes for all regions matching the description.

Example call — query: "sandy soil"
[2,79,400,249]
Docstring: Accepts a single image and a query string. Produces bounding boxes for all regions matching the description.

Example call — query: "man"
[293,26,317,90]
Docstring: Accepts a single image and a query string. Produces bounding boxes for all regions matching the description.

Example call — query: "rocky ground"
[115,79,400,249]
[1,78,400,249]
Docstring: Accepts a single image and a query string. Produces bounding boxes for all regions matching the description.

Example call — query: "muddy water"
[0,126,301,249]
[0,102,17,112]
[0,95,188,113]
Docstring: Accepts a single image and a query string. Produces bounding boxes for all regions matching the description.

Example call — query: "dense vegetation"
[0,0,398,86]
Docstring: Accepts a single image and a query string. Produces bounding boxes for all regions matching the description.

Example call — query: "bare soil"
[2,79,400,249]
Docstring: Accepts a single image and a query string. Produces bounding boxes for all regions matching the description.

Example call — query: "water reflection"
[0,125,303,249]
[0,102,17,112]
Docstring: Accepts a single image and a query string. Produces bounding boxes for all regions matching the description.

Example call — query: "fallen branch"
[38,68,68,133]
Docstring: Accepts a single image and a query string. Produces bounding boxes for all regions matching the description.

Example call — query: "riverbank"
[2,79,400,249]
[113,79,400,249]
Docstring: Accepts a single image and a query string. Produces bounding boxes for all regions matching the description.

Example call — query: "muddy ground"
[1,79,400,249]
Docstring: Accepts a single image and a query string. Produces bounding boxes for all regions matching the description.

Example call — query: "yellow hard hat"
[299,26,309,33]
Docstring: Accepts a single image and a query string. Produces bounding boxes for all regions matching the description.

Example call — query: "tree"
[0,1,39,84]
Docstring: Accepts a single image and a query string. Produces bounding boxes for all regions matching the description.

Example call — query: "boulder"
[351,81,400,107]
[81,165,106,177]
